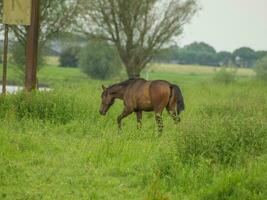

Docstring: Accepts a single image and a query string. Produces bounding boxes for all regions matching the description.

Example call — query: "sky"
[179,0,267,52]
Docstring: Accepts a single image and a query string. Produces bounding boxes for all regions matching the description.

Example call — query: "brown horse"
[99,78,184,133]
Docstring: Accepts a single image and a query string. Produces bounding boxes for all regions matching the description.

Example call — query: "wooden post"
[2,24,9,95]
[25,0,40,92]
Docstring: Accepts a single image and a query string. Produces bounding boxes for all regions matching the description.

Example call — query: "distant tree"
[232,47,256,67]
[78,0,198,77]
[177,42,217,66]
[255,56,267,81]
[196,52,218,66]
[177,49,197,64]
[154,46,179,63]
[255,51,267,61]
[60,47,80,68]
[11,42,44,72]
[79,41,122,80]
[217,51,232,66]
[184,42,216,54]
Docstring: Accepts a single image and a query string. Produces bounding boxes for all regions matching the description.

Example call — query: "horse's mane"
[109,78,144,90]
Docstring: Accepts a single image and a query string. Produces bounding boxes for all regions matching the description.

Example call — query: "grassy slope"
[0,63,267,199]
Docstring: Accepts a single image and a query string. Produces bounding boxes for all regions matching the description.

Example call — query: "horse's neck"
[111,85,126,99]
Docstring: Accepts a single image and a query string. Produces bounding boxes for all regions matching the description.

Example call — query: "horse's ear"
[102,85,106,90]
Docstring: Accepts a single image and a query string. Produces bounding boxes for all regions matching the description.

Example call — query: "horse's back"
[123,78,172,112]
[124,79,152,111]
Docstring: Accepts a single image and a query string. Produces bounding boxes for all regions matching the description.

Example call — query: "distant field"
[0,57,256,87]
[44,56,256,77]
[150,63,256,76]
[45,56,60,66]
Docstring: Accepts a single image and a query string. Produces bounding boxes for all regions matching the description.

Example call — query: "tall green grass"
[0,73,266,199]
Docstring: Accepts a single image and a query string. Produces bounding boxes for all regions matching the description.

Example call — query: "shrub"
[177,103,267,166]
[0,91,86,124]
[59,46,79,67]
[11,42,44,72]
[213,68,236,84]
[255,55,267,81]
[79,41,122,80]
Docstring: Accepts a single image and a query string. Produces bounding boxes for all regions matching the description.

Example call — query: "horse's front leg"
[117,107,132,130]
[135,111,142,129]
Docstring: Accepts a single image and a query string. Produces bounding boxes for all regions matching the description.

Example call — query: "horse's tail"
[170,84,185,114]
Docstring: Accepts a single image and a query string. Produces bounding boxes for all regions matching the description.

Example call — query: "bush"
[213,68,237,84]
[0,91,86,124]
[11,42,44,71]
[59,46,79,67]
[255,56,267,81]
[177,102,267,166]
[79,41,122,80]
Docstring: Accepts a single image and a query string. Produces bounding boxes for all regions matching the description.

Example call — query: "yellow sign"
[3,0,32,25]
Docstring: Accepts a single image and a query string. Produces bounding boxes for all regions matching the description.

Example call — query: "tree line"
[0,0,198,78]
[154,42,267,68]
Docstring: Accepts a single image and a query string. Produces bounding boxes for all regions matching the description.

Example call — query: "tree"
[7,0,80,47]
[256,51,267,61]
[184,42,216,54]
[59,47,79,67]
[255,56,267,81]
[232,47,256,68]
[153,46,180,63]
[78,0,197,77]
[79,41,122,80]
[11,42,44,81]
[177,42,217,66]
[217,51,232,66]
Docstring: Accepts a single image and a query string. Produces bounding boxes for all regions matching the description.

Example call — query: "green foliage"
[59,47,79,67]
[255,56,267,81]
[154,43,265,68]
[217,51,232,66]
[155,42,219,66]
[154,46,179,63]
[184,42,216,54]
[255,50,267,61]
[0,91,86,124]
[233,47,256,67]
[0,69,267,199]
[79,41,122,80]
[213,68,237,84]
[11,42,44,72]
[178,106,266,165]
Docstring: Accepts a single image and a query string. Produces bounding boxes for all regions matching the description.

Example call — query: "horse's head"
[99,85,115,115]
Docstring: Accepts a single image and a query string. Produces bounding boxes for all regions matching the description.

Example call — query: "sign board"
[3,0,32,25]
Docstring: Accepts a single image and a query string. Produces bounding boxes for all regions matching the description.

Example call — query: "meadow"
[0,62,267,199]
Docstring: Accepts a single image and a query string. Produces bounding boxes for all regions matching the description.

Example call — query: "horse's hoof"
[117,128,122,134]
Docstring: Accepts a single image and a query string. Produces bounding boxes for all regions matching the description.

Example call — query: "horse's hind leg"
[117,107,132,130]
[135,111,142,129]
[155,112,163,135]
[168,110,180,125]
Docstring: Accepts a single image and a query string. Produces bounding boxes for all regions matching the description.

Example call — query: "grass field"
[0,63,266,199]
